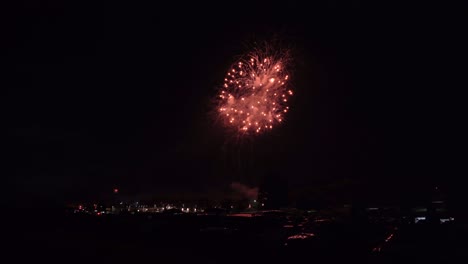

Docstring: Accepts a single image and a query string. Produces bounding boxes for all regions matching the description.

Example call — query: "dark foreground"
[6,212,468,263]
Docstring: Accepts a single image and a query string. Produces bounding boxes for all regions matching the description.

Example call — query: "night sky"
[5,2,464,207]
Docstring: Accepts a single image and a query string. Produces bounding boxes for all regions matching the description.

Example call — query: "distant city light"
[287,233,315,240]
[414,216,426,223]
[440,217,455,223]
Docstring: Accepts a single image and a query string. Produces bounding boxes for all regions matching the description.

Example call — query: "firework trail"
[217,47,293,135]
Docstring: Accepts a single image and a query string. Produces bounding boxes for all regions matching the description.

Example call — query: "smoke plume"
[230,182,258,200]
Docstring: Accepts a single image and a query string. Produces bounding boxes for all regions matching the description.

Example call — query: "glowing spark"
[216,46,293,135]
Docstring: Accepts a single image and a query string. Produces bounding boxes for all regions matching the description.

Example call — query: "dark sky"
[5,1,464,206]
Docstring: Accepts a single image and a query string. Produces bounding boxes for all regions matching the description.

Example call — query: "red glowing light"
[217,46,293,135]
[113,188,119,194]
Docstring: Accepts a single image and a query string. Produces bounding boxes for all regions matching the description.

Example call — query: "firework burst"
[217,47,293,135]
